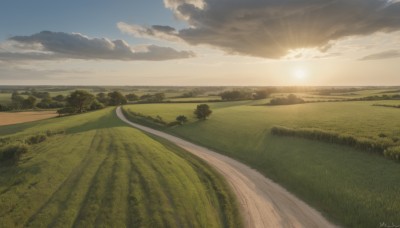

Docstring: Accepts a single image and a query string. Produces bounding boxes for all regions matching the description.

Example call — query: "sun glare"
[293,68,307,80]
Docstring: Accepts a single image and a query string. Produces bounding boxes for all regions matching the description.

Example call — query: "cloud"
[117,23,180,42]
[121,0,400,58]
[0,65,87,81]
[360,50,400,60]
[1,31,194,61]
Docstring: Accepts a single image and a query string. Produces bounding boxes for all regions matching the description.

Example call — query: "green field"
[0,108,240,227]
[166,96,222,102]
[123,100,400,227]
[0,93,12,105]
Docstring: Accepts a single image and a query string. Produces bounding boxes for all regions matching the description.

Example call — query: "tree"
[176,115,188,125]
[107,91,127,106]
[11,91,24,109]
[57,107,75,116]
[66,90,95,113]
[154,93,165,102]
[253,90,271,100]
[219,90,251,101]
[139,93,165,103]
[53,94,65,102]
[90,99,105,110]
[125,93,139,101]
[22,96,37,109]
[194,104,212,120]
[96,92,109,104]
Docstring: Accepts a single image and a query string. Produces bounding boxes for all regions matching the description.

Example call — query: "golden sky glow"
[1,0,400,86]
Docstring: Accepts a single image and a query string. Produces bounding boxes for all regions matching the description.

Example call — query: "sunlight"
[293,68,308,80]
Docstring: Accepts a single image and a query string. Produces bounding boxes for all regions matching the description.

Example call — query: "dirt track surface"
[116,107,336,228]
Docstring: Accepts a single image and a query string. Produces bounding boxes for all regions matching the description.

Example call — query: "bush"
[176,115,188,125]
[219,90,252,101]
[46,129,65,137]
[269,94,305,105]
[0,104,12,111]
[57,107,76,116]
[384,146,400,161]
[0,137,12,146]
[90,100,105,110]
[167,121,181,127]
[26,134,47,145]
[271,126,394,155]
[0,144,29,164]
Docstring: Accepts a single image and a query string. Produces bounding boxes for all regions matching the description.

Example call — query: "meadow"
[0,108,240,227]
[123,99,400,227]
[0,93,12,105]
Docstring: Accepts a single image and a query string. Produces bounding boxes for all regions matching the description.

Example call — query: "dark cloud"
[122,0,400,58]
[360,50,400,60]
[152,25,177,34]
[3,31,194,61]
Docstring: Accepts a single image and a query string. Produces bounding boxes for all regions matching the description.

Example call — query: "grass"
[124,100,400,228]
[0,93,11,105]
[0,108,241,228]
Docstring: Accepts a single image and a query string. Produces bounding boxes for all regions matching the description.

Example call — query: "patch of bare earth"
[0,111,57,126]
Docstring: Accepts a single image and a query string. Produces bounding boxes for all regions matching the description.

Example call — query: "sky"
[1,0,400,86]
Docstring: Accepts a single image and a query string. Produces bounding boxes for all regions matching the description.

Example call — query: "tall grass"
[271,126,396,155]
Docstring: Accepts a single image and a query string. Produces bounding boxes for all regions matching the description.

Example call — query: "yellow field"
[0,111,57,126]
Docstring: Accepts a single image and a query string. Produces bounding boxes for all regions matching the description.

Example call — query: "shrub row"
[45,129,66,137]
[384,146,400,161]
[271,126,395,155]
[26,134,47,145]
[0,144,29,164]
[0,129,65,164]
[125,110,181,127]
[128,111,168,125]
[372,104,400,109]
[269,94,305,106]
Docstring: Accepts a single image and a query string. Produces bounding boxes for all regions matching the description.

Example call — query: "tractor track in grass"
[116,107,336,228]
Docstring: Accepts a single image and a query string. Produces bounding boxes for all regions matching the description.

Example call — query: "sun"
[293,68,308,80]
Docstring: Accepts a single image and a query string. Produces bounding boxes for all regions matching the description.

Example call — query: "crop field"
[166,96,222,102]
[0,108,240,227]
[0,111,58,126]
[0,93,12,105]
[123,99,400,227]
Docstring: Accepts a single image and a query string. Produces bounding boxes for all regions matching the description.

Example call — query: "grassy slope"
[0,108,240,228]
[124,101,400,228]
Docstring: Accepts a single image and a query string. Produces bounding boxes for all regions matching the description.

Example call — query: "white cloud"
[120,0,400,59]
[1,31,195,62]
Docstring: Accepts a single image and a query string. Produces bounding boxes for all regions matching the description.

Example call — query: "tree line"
[219,89,273,101]
[0,89,166,114]
[122,104,212,128]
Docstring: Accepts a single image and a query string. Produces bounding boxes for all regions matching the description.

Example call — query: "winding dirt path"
[116,107,336,228]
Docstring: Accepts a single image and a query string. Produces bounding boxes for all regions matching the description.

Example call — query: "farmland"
[0,111,58,126]
[123,98,400,227]
[0,108,240,227]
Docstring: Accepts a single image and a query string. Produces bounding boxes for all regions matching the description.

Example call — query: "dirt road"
[116,107,336,228]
